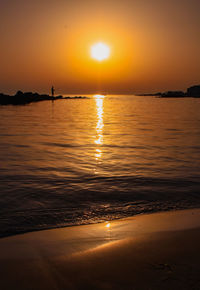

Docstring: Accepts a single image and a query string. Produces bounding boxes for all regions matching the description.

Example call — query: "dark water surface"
[0,95,200,237]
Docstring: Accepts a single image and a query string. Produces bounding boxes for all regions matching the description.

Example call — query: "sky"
[0,0,200,94]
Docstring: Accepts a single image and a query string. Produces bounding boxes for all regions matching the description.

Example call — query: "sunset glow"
[0,1,200,94]
[1,2,200,289]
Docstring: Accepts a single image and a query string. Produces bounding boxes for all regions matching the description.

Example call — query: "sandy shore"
[0,209,200,289]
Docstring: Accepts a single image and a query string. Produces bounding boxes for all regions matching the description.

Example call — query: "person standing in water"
[51,86,55,97]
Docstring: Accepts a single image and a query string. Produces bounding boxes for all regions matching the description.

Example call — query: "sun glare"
[91,43,110,61]
[105,222,110,228]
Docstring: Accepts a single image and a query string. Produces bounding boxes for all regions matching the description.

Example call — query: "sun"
[91,42,110,61]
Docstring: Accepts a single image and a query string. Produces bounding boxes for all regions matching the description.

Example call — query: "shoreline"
[1,208,200,289]
[0,91,88,105]
[1,206,200,239]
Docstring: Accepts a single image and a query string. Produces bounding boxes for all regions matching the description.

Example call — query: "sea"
[0,95,200,237]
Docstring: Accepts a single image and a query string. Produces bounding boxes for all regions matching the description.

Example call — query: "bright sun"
[91,42,110,61]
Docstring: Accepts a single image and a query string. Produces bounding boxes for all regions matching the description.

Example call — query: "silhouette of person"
[51,86,55,97]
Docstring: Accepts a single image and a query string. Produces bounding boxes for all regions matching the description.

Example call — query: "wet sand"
[0,209,200,289]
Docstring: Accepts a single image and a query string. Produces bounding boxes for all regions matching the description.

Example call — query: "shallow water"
[0,95,200,237]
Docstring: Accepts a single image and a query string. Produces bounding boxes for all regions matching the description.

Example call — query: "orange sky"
[0,0,200,94]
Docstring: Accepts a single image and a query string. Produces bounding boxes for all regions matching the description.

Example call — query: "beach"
[1,208,200,290]
[1,0,200,288]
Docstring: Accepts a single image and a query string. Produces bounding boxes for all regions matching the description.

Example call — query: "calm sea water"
[0,95,200,237]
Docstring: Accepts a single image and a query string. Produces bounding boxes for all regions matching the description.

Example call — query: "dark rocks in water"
[187,85,200,98]
[0,91,63,105]
[63,96,88,99]
[0,93,11,105]
[138,92,162,96]
[160,91,186,98]
[159,84,200,98]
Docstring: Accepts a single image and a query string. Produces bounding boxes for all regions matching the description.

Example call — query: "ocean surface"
[0,95,200,237]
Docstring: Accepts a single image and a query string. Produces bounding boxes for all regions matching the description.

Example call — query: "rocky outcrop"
[160,91,186,98]
[160,85,200,98]
[0,91,63,105]
[187,85,200,97]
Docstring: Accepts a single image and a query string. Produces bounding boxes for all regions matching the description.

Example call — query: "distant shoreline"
[138,84,200,98]
[0,91,88,105]
[138,94,200,98]
[1,87,200,105]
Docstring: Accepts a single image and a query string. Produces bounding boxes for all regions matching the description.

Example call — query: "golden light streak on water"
[105,222,111,228]
[94,95,105,160]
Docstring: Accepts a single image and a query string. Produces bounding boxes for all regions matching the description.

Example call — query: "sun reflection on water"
[105,222,111,228]
[94,95,105,160]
